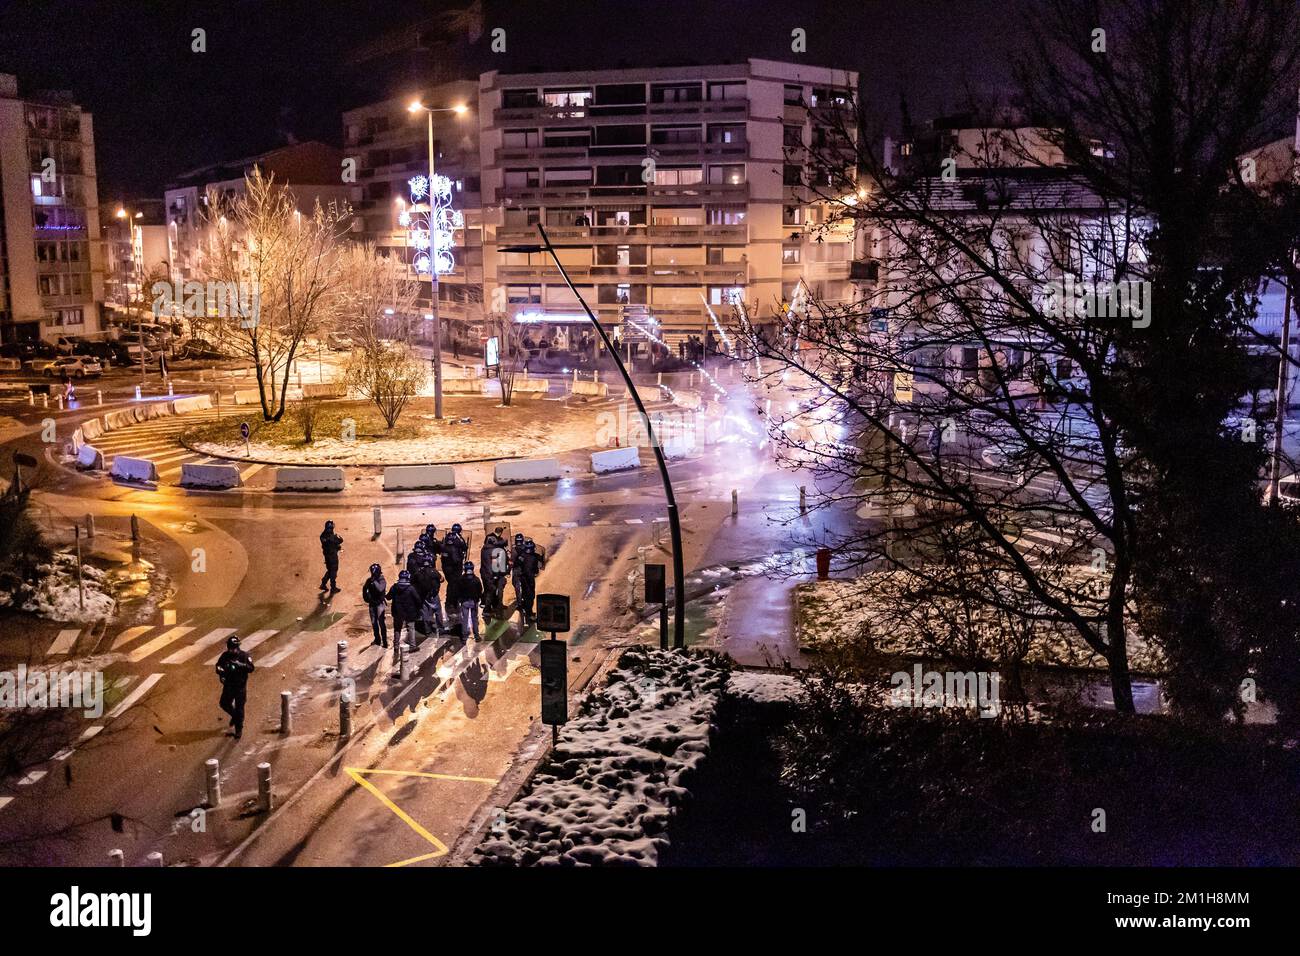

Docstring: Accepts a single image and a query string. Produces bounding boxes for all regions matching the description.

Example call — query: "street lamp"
[502,226,687,649]
[117,206,149,388]
[407,99,469,419]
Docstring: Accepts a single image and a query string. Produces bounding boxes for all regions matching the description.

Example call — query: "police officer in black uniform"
[215,635,255,739]
[319,520,343,593]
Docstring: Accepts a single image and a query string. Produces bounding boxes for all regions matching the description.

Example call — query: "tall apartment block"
[477,59,859,351]
[341,79,483,332]
[0,73,105,343]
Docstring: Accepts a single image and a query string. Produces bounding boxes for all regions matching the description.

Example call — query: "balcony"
[803,260,852,281]
[495,145,590,163]
[648,182,746,201]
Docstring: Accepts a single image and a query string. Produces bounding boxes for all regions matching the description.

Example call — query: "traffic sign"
[535,593,570,633]
[893,370,914,404]
[239,421,250,440]
[540,639,568,728]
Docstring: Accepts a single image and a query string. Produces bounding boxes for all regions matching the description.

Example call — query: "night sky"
[0,0,1018,200]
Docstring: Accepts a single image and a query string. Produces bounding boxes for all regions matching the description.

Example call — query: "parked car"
[44,356,103,378]
[0,340,56,361]
[111,343,154,366]
[177,338,226,361]
[326,332,354,351]
[53,335,83,355]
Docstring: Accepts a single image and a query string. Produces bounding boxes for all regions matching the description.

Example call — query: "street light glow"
[407,99,423,113]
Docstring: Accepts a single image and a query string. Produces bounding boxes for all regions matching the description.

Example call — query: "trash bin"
[815,547,831,580]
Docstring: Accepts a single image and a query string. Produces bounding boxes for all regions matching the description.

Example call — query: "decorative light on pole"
[407,99,469,420]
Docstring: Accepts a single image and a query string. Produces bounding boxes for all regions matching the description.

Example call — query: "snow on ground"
[0,551,116,623]
[726,669,805,705]
[471,646,727,866]
[796,576,1164,674]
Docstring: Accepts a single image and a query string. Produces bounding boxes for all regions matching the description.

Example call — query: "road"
[0,353,848,866]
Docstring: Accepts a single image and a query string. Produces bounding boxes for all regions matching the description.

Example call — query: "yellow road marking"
[343,767,496,867]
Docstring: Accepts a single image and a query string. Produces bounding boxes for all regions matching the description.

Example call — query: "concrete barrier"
[443,364,484,380]
[0,358,20,372]
[383,464,456,491]
[572,380,609,398]
[493,458,562,485]
[634,385,663,405]
[591,446,641,474]
[110,455,158,483]
[671,389,703,411]
[232,389,261,405]
[442,378,486,395]
[80,418,103,441]
[181,462,243,489]
[302,382,347,399]
[510,376,550,396]
[274,466,345,492]
[76,444,104,470]
[172,394,213,414]
[103,408,136,430]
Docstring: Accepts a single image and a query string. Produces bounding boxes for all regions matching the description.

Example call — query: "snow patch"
[0,552,116,623]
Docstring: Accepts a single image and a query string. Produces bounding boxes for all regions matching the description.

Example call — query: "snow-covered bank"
[0,551,116,623]
[472,647,728,866]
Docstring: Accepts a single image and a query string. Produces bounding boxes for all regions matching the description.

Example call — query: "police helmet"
[369,563,381,575]
[398,569,411,580]
[464,561,474,572]
[451,523,462,534]
[226,635,241,649]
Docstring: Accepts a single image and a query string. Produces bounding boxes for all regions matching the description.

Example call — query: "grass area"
[183,400,422,448]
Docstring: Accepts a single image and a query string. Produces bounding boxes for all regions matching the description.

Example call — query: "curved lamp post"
[501,225,686,648]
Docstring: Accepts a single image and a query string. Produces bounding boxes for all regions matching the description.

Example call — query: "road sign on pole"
[540,638,568,745]
[535,593,570,633]
[239,421,250,457]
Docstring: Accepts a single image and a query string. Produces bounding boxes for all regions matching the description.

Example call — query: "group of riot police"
[354,521,547,658]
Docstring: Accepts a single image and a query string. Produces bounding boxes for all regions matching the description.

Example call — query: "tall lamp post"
[116,207,147,389]
[502,225,687,649]
[407,99,468,419]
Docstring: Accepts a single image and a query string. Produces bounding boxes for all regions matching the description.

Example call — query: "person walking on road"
[457,561,483,641]
[412,555,446,636]
[214,635,255,740]
[515,540,544,627]
[362,563,388,648]
[319,520,343,593]
[386,569,424,658]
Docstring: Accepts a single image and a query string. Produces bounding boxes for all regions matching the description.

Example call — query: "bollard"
[689,372,695,387]
[593,369,599,384]
[257,762,272,813]
[572,368,578,384]
[42,393,48,408]
[280,691,292,736]
[167,381,174,397]
[130,514,140,542]
[800,486,807,514]
[85,514,94,537]
[395,527,403,561]
[336,641,348,687]
[96,389,103,406]
[108,849,125,867]
[482,504,490,531]
[339,692,353,739]
[134,385,141,400]
[731,489,738,516]
[57,394,64,410]
[400,641,413,682]
[372,506,382,536]
[657,371,662,386]
[204,757,221,808]
[146,851,163,867]
[27,391,33,406]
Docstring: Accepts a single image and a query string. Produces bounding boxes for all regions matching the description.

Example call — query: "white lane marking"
[161,627,236,665]
[593,520,611,526]
[77,725,103,743]
[17,770,46,786]
[125,626,195,663]
[105,673,163,721]
[257,639,301,669]
[110,626,154,650]
[559,521,578,528]
[202,629,277,666]
[239,462,267,482]
[47,629,80,656]
[624,518,644,525]
[0,797,12,812]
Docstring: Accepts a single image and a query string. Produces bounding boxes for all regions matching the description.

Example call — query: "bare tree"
[193,168,351,422]
[346,343,427,430]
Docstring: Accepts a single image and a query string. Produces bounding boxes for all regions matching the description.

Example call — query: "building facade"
[0,73,105,342]
[102,198,167,308]
[476,58,859,353]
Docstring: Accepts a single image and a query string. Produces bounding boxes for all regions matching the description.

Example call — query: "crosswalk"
[88,409,266,485]
[40,621,297,670]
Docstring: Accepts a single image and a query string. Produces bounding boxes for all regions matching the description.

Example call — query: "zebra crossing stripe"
[110,626,153,650]
[161,627,236,665]
[256,639,300,669]
[105,673,164,721]
[125,626,194,663]
[17,770,46,786]
[0,797,12,813]
[47,629,80,656]
[239,463,267,482]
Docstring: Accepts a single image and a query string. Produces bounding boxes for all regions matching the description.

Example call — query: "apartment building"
[341,79,483,334]
[163,141,353,287]
[477,58,859,352]
[0,73,105,343]
[102,198,167,307]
